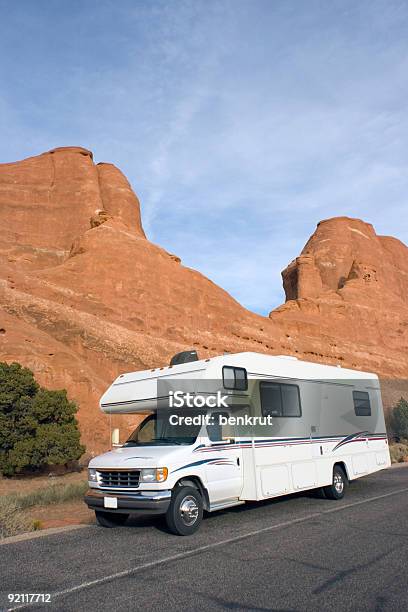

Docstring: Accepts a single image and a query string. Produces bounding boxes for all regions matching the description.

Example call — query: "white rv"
[85,351,391,535]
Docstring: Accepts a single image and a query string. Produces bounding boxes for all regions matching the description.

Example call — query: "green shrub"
[391,397,408,440]
[0,362,85,476]
[32,519,43,531]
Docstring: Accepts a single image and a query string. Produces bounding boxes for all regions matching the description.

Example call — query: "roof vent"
[169,350,199,366]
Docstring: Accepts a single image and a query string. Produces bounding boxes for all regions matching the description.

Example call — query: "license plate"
[104,496,118,509]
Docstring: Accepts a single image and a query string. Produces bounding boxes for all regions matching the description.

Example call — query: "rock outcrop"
[276,217,408,378]
[1,148,407,453]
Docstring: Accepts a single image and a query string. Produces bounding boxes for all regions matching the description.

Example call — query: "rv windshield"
[124,412,202,446]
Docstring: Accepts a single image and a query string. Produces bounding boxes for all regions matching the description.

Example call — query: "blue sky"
[1,0,408,314]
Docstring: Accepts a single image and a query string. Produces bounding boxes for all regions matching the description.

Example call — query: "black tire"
[95,510,129,527]
[310,487,327,499]
[323,466,348,500]
[165,486,203,536]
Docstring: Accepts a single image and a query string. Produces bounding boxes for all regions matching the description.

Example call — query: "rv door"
[204,411,243,504]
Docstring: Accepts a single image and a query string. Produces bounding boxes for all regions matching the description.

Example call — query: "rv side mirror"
[111,428,120,446]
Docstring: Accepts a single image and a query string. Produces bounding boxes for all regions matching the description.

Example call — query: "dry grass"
[2,481,88,511]
[0,497,33,539]
[389,441,408,464]
[0,481,88,539]
[0,470,86,497]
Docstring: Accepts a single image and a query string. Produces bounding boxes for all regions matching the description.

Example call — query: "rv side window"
[222,366,248,391]
[260,382,301,417]
[353,390,371,416]
[207,411,232,442]
[260,382,282,416]
[281,384,302,417]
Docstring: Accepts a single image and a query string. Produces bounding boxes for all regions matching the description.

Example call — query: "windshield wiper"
[124,438,186,446]
[151,437,183,445]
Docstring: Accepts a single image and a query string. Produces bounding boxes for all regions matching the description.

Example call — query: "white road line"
[7,486,408,611]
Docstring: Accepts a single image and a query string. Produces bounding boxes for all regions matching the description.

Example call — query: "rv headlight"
[140,468,168,483]
[88,468,98,482]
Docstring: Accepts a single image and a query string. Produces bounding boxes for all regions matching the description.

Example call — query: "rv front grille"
[97,469,141,488]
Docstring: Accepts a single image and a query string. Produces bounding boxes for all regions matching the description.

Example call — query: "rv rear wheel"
[323,466,347,500]
[165,486,203,536]
[95,511,129,527]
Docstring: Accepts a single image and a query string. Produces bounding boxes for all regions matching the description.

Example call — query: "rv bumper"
[84,488,172,514]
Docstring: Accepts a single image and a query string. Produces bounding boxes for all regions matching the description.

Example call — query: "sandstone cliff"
[1,147,407,452]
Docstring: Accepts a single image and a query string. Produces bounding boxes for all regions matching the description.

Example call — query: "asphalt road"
[1,465,408,612]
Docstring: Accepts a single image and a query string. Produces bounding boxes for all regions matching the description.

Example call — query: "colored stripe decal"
[171,458,231,473]
[193,433,387,453]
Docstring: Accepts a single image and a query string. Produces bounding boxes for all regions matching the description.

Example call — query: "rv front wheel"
[165,486,203,536]
[323,466,347,500]
[95,511,129,527]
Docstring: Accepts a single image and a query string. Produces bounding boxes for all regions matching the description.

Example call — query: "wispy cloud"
[1,0,407,314]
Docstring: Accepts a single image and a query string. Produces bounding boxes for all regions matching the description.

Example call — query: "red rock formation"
[1,148,407,454]
[277,217,408,376]
[0,147,144,269]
